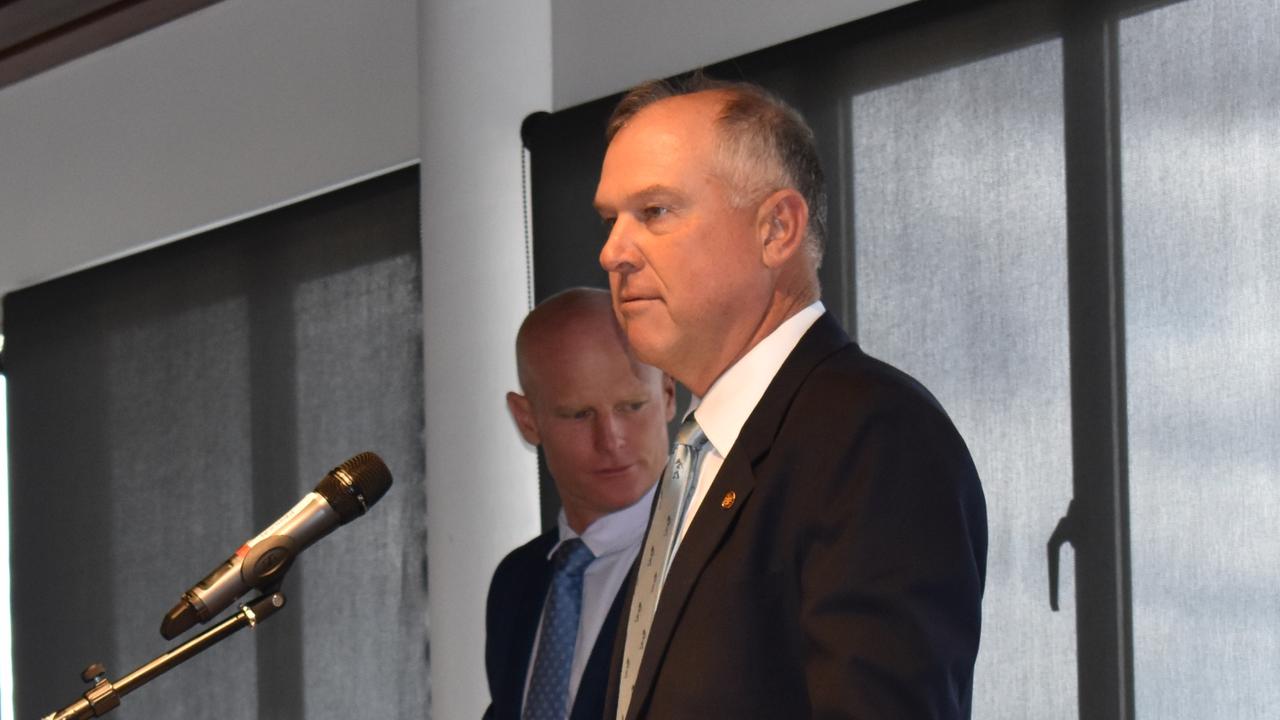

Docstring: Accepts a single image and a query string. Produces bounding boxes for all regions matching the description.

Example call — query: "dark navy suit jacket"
[484,528,625,720]
[605,313,988,719]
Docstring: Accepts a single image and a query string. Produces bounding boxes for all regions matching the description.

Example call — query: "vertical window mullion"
[1061,4,1136,719]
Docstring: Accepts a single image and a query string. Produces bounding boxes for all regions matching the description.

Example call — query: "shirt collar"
[550,480,657,560]
[690,301,825,459]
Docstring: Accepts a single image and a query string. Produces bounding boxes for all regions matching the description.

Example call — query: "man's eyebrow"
[595,184,680,215]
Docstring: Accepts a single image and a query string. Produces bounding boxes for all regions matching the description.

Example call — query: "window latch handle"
[1047,499,1078,612]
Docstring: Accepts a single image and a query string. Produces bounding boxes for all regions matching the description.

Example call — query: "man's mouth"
[618,294,659,307]
[595,463,635,477]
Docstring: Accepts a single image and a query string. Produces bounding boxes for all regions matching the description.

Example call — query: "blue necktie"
[524,538,596,720]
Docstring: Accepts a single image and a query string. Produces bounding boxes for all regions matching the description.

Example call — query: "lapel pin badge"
[721,490,736,509]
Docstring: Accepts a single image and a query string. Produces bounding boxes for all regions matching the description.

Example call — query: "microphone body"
[160,452,391,639]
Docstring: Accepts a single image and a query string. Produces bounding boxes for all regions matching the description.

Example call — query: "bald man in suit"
[484,288,674,720]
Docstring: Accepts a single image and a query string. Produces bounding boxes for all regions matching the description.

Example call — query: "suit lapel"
[623,313,852,720]
[499,533,557,718]
[622,453,756,720]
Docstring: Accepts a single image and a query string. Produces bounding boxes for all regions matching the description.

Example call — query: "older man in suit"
[593,78,988,719]
[484,287,675,720]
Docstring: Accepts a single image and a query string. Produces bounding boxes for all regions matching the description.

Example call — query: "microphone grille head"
[316,452,393,522]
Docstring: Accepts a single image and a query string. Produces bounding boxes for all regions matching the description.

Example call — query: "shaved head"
[515,288,625,395]
[507,286,675,533]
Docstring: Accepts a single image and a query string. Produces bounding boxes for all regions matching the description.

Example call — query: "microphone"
[159,452,393,640]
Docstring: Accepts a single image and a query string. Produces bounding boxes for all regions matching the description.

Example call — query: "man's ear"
[756,188,809,269]
[506,391,541,446]
[661,374,677,422]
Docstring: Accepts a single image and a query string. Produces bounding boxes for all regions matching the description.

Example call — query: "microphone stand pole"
[41,591,287,720]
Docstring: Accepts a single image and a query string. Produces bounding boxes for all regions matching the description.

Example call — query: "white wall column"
[419,1,550,716]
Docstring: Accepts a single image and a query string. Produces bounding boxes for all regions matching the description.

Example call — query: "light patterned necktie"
[616,417,709,720]
[524,538,595,720]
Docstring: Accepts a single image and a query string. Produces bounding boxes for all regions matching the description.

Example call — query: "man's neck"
[683,289,816,396]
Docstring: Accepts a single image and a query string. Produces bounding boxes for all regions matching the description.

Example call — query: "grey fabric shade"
[3,167,428,719]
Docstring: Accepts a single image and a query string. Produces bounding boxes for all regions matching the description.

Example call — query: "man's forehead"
[524,319,620,370]
[530,358,656,409]
[527,325,656,379]
[597,95,728,203]
[546,376,652,410]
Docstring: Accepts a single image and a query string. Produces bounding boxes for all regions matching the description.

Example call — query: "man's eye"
[641,206,669,221]
[621,401,647,413]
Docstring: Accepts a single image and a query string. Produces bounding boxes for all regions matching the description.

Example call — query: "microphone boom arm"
[42,591,287,720]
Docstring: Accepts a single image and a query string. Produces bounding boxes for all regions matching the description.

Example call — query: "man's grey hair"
[605,75,828,269]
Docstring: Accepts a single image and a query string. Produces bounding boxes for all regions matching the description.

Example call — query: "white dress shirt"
[523,481,656,712]
[675,301,825,549]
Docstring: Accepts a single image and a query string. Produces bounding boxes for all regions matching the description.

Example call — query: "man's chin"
[619,326,673,368]
[591,483,649,510]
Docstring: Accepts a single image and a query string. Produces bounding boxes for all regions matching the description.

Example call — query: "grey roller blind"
[1121,0,1280,716]
[3,166,428,719]
[850,24,1077,720]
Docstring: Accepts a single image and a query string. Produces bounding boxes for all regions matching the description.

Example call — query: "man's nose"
[594,413,625,452]
[599,218,640,275]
